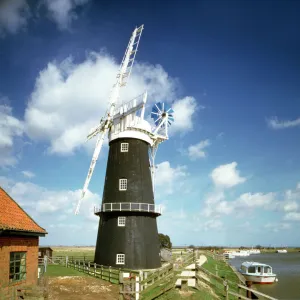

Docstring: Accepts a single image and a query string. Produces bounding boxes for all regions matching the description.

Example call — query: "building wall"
[0,236,39,288]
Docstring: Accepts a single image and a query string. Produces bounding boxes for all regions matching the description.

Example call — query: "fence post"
[135,275,140,300]
[88,262,90,275]
[119,272,124,300]
[65,256,68,267]
[94,263,96,277]
[215,265,218,276]
[101,266,103,279]
[224,280,229,300]
[109,266,112,282]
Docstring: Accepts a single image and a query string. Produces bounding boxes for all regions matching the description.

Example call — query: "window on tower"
[116,254,125,265]
[118,217,126,227]
[121,143,129,152]
[119,179,127,191]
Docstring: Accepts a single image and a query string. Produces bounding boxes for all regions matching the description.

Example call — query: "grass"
[200,253,242,300]
[141,273,210,300]
[44,265,88,277]
[52,246,95,258]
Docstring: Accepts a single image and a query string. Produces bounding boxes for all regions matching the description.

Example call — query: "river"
[228,253,300,300]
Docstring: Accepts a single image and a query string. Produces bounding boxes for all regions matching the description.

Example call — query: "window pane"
[9,252,26,282]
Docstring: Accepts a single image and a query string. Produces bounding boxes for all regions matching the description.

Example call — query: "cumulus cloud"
[203,219,223,231]
[21,171,35,178]
[0,103,24,167]
[283,212,300,221]
[267,116,300,129]
[155,161,187,195]
[234,192,275,209]
[264,222,291,232]
[188,139,210,160]
[0,176,99,221]
[0,0,30,36]
[171,97,198,133]
[210,162,246,189]
[43,0,90,30]
[24,52,192,155]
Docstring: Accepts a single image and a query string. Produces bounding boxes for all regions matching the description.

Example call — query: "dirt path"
[47,276,119,300]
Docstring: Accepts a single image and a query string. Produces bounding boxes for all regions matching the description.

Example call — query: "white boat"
[249,249,261,254]
[276,249,287,253]
[232,250,250,257]
[223,251,235,259]
[239,261,278,284]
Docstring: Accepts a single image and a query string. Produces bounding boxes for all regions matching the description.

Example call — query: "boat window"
[264,267,271,273]
[248,266,256,273]
[257,266,261,273]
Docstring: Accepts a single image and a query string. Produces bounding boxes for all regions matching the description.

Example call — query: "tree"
[158,233,172,249]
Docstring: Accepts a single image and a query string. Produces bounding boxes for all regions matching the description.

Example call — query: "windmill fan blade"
[74,130,107,215]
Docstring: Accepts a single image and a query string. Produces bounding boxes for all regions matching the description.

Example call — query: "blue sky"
[1,0,300,247]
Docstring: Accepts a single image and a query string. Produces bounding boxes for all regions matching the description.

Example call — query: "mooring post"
[246,281,253,299]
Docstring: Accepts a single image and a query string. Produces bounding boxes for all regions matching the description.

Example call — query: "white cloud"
[203,219,223,231]
[171,97,198,133]
[267,116,300,129]
[24,52,184,155]
[210,162,246,188]
[234,192,275,208]
[282,201,298,212]
[264,222,291,232]
[21,170,35,178]
[188,139,210,160]
[155,161,187,195]
[0,0,30,36]
[202,190,277,218]
[0,176,99,221]
[0,103,24,167]
[283,212,300,221]
[44,0,90,30]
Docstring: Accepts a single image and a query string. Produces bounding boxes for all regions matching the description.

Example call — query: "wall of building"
[0,235,39,288]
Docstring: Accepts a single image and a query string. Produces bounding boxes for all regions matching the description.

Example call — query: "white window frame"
[116,254,125,265]
[121,143,129,152]
[118,217,126,227]
[119,179,127,191]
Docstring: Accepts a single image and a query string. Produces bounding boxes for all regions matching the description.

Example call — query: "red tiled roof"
[0,187,47,235]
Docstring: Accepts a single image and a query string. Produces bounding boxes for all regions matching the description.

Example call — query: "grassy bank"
[199,252,243,300]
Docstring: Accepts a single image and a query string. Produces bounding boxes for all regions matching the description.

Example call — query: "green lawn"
[44,265,88,277]
[200,254,242,299]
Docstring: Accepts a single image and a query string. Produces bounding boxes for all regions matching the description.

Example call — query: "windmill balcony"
[94,202,162,216]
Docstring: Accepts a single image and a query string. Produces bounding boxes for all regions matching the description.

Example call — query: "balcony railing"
[94,202,162,215]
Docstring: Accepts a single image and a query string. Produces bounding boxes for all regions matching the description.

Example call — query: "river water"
[228,253,300,300]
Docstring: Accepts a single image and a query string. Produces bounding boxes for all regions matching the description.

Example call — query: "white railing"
[94,203,162,214]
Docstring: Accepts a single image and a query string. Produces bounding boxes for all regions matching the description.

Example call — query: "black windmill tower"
[75,25,175,270]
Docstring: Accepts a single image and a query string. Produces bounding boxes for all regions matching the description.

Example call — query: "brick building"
[0,187,47,288]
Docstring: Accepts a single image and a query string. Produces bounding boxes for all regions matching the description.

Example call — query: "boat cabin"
[240,261,273,275]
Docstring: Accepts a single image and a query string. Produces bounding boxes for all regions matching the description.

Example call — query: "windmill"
[75,25,175,269]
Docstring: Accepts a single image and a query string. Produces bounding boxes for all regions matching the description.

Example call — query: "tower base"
[94,212,161,270]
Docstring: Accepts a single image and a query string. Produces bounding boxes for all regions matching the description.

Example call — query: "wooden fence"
[40,251,278,300]
[196,262,278,300]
